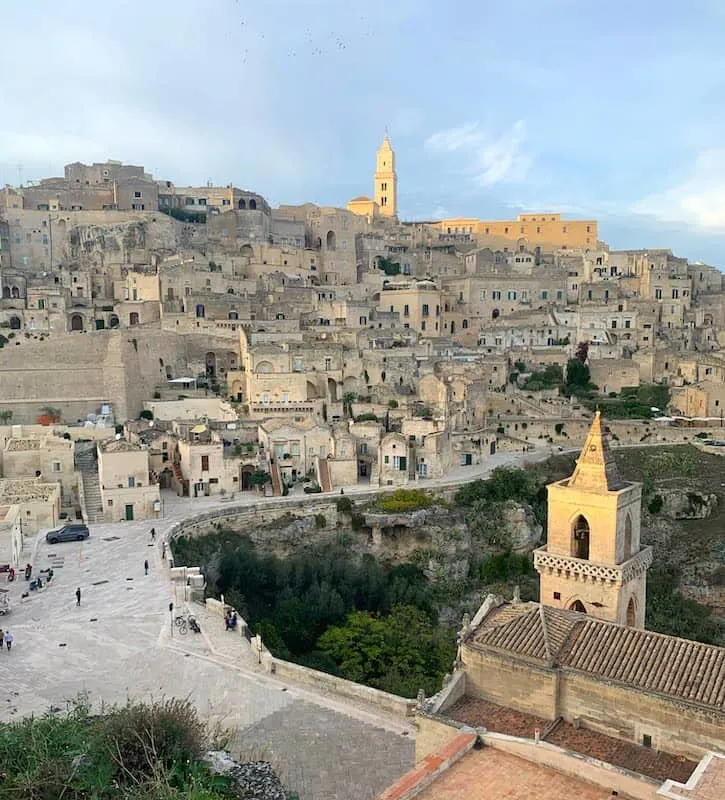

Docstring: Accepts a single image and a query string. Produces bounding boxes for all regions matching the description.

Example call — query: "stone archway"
[206,352,217,378]
[9,315,21,330]
[70,314,84,332]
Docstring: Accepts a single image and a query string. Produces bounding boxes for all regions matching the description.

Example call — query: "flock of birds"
[231,3,375,64]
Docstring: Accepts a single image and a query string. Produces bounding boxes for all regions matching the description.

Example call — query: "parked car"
[46,524,90,544]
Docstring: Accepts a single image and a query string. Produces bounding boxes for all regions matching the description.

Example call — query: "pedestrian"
[0,629,4,650]
[76,587,81,606]
[144,559,149,575]
[161,542,167,560]
[4,630,12,651]
[150,527,156,542]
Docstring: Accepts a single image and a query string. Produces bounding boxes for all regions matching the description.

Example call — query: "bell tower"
[534,411,652,628]
[374,132,397,218]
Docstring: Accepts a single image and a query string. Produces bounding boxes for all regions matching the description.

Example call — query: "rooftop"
[565,409,628,491]
[99,438,142,454]
[467,600,725,713]
[447,697,696,784]
[5,438,41,451]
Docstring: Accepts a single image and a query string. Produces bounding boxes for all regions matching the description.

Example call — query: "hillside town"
[2,139,725,799]
[1,137,725,527]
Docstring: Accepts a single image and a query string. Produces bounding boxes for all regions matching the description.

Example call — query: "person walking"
[150,527,156,542]
[4,630,13,651]
[144,559,149,576]
[0,629,4,651]
[76,587,81,606]
[161,542,166,560]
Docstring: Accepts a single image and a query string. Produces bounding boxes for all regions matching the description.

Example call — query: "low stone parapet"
[266,656,417,720]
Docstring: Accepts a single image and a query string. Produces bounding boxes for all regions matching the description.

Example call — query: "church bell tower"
[534,412,652,628]
[374,132,397,219]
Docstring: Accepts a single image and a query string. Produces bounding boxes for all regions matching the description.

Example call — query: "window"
[541,290,548,300]
[360,442,368,454]
[52,461,61,472]
[611,320,617,329]
[672,288,679,299]
[201,455,209,472]
[480,290,487,300]
[134,191,142,198]
[282,392,289,404]
[185,197,195,205]
[128,476,136,488]
[384,455,390,464]
[508,291,517,300]
[421,321,426,331]
[198,199,207,206]
[293,358,303,371]
[422,304,429,316]
[462,319,468,329]
[38,299,45,310]
[492,291,501,300]
[625,320,631,328]
[642,735,652,749]
[222,198,230,205]
[556,291,563,300]
[108,499,113,507]
[586,225,591,233]
[393,455,407,471]
[655,288,662,300]
[325,357,332,370]
[291,443,300,456]
[404,304,410,317]
[553,592,561,600]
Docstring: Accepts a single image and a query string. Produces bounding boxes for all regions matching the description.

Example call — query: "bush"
[554,423,565,435]
[139,409,154,420]
[377,488,432,514]
[355,412,378,422]
[388,399,399,409]
[315,513,327,528]
[480,552,532,583]
[336,496,354,516]
[303,483,322,494]
[648,494,663,514]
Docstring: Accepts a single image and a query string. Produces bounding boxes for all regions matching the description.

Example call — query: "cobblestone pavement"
[0,504,413,798]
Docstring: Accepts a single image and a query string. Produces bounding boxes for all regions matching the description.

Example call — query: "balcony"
[533,545,653,585]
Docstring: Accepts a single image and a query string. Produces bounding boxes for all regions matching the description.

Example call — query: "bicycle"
[174,614,188,635]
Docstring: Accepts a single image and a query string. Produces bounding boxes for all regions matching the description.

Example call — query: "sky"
[2,0,725,265]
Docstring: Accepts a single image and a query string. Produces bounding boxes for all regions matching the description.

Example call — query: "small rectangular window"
[553,592,561,600]
[642,734,652,749]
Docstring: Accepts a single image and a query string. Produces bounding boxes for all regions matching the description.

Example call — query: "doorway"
[125,504,134,521]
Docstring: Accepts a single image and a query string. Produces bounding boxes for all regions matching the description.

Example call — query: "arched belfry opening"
[626,597,636,627]
[570,599,587,614]
[572,515,590,560]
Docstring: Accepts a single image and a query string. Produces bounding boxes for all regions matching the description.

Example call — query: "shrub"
[555,423,565,435]
[388,399,399,409]
[315,513,327,528]
[648,494,663,514]
[336,496,354,516]
[139,409,154,420]
[377,488,432,513]
[355,412,378,422]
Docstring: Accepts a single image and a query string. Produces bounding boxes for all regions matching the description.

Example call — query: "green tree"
[565,358,595,395]
[0,409,12,424]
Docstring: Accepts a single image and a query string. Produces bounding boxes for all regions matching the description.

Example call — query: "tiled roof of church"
[566,410,628,492]
[561,619,725,710]
[471,602,584,665]
[467,600,725,712]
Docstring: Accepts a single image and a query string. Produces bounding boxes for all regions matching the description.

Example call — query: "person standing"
[150,528,156,542]
[76,587,81,606]
[0,629,4,651]
[4,630,13,651]
[144,559,149,575]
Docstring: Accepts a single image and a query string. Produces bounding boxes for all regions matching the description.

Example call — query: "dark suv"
[46,524,90,544]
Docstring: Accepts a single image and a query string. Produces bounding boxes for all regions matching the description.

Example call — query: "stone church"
[416,412,725,776]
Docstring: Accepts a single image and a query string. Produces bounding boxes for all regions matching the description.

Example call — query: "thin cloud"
[633,149,725,231]
[425,120,531,187]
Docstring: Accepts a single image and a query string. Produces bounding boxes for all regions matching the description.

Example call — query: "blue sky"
[2,0,725,264]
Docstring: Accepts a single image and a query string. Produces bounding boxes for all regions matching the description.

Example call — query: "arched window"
[11,286,20,299]
[256,361,273,374]
[228,311,238,320]
[626,597,636,627]
[9,315,21,330]
[572,515,590,560]
[326,230,336,250]
[623,514,632,561]
[70,314,84,332]
[570,599,587,614]
[109,314,120,328]
[249,198,257,210]
[238,199,246,209]
[129,312,140,326]
[492,308,500,320]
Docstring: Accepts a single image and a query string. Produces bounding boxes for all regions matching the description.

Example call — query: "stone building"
[0,504,23,567]
[1,432,75,506]
[97,438,160,522]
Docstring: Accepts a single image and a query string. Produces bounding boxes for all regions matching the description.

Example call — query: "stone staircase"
[75,442,104,524]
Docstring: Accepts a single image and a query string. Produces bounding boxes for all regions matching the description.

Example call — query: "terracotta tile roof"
[561,620,725,710]
[468,600,725,713]
[470,602,583,664]
[447,697,549,738]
